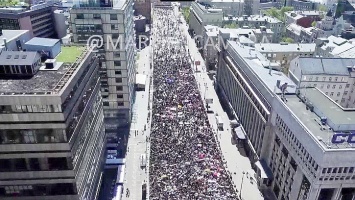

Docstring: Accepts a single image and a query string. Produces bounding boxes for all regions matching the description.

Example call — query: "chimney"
[3,38,7,51]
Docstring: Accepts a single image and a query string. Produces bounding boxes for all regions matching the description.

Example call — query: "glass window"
[115,70,121,75]
[116,86,123,91]
[116,78,122,83]
[117,102,124,106]
[111,24,118,30]
[114,61,121,66]
[110,14,117,20]
[103,102,109,106]
[76,14,84,19]
[93,14,101,19]
[117,94,123,98]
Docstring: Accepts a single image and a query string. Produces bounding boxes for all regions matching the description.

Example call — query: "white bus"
[140,154,147,168]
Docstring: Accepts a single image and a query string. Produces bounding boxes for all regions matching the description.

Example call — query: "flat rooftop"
[227,41,297,94]
[0,30,30,47]
[255,43,316,53]
[25,37,60,47]
[0,46,88,95]
[285,88,355,149]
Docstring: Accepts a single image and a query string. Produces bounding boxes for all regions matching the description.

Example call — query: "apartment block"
[70,0,136,143]
[0,46,105,200]
[216,40,355,200]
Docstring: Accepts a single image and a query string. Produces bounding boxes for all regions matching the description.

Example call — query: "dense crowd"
[149,7,237,200]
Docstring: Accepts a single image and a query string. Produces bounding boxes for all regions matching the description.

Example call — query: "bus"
[140,154,147,168]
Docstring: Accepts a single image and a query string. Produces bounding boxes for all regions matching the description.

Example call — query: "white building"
[289,57,355,108]
[70,0,136,145]
[316,35,355,58]
[224,15,283,42]
[201,0,244,16]
[255,43,316,73]
[217,40,355,200]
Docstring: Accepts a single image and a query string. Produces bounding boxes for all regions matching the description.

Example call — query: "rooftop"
[255,43,316,53]
[224,15,281,23]
[25,37,60,47]
[0,51,40,66]
[297,57,355,76]
[227,41,297,94]
[285,88,355,149]
[56,46,86,63]
[0,30,30,47]
[0,46,89,95]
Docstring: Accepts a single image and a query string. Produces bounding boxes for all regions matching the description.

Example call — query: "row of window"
[0,129,66,144]
[0,183,75,197]
[76,13,118,20]
[103,101,124,106]
[0,157,71,172]
[0,104,62,114]
[305,76,347,83]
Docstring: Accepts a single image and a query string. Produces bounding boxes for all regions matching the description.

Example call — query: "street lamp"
[239,171,246,199]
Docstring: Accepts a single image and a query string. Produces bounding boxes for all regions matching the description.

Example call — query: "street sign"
[195,61,200,65]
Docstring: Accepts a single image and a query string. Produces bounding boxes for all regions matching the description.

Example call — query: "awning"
[136,74,146,86]
[255,159,273,179]
[234,127,246,140]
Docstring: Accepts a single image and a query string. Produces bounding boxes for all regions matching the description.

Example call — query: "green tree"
[282,37,294,43]
[311,21,317,27]
[318,4,328,12]
[182,7,190,23]
[264,6,294,22]
[224,22,238,29]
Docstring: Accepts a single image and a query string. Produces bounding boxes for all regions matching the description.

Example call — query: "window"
[327,85,330,89]
[115,70,121,75]
[315,77,319,81]
[117,94,123,98]
[117,102,124,106]
[110,14,117,20]
[93,14,101,19]
[114,61,121,66]
[345,91,348,95]
[329,77,332,81]
[332,85,336,89]
[313,84,317,87]
[76,14,84,19]
[114,52,120,57]
[116,78,122,83]
[337,92,340,96]
[330,92,334,96]
[339,85,342,89]
[103,102,109,106]
[325,92,328,95]
[321,84,324,89]
[116,86,123,91]
[111,24,118,30]
[112,33,119,38]
[309,76,313,81]
[335,77,338,81]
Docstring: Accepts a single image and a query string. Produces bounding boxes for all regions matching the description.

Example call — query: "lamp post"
[239,171,246,199]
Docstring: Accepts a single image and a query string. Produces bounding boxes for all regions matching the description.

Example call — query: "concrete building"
[202,25,273,68]
[0,2,60,38]
[289,57,355,108]
[287,0,316,11]
[70,0,136,150]
[0,46,105,200]
[53,9,69,39]
[224,15,283,42]
[286,23,325,43]
[203,0,244,16]
[255,43,316,73]
[0,30,33,52]
[188,2,224,37]
[134,0,151,22]
[216,40,355,200]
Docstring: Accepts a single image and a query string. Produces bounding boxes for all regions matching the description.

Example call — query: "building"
[286,23,325,43]
[287,0,316,11]
[243,0,259,15]
[285,11,323,28]
[289,57,355,108]
[216,40,355,200]
[23,37,61,59]
[203,25,273,68]
[70,0,136,151]
[134,0,151,22]
[224,15,283,42]
[53,9,69,39]
[188,2,224,38]
[134,15,147,33]
[0,2,60,38]
[255,43,316,73]
[316,35,355,58]
[0,46,106,200]
[0,30,33,52]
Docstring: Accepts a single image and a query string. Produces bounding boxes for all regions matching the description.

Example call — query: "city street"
[176,4,266,200]
[122,46,152,200]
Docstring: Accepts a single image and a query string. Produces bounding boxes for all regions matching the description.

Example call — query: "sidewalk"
[178,11,265,200]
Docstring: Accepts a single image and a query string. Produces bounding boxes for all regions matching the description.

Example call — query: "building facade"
[70,0,136,147]
[134,0,151,23]
[0,3,59,38]
[216,40,355,200]
[289,57,355,108]
[0,47,106,200]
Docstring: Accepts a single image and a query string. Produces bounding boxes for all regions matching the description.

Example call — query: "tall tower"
[70,0,136,149]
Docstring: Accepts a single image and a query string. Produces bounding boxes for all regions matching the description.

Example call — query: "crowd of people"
[149,7,237,200]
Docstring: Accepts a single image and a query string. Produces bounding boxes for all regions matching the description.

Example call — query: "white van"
[140,154,147,167]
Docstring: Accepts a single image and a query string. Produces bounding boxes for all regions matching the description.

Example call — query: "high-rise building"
[134,0,151,23]
[70,0,136,148]
[0,45,105,200]
[217,40,355,200]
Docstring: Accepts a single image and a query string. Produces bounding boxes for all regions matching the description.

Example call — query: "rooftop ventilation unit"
[45,59,56,69]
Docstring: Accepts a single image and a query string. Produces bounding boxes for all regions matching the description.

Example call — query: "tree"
[311,21,317,27]
[318,4,328,12]
[264,6,294,22]
[224,22,238,29]
[182,7,190,23]
[282,37,294,43]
